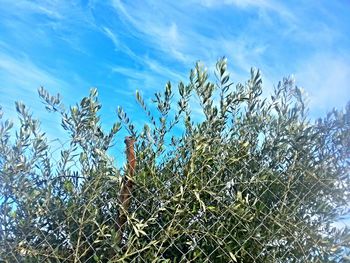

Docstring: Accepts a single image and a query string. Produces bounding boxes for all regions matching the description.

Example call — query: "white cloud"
[0,0,97,53]
[142,57,187,81]
[101,26,139,60]
[111,0,190,63]
[112,57,186,92]
[6,0,94,26]
[195,0,295,21]
[294,54,350,116]
[108,0,279,75]
[0,51,81,141]
[102,22,187,83]
[199,0,270,8]
[2,0,347,122]
[0,54,67,94]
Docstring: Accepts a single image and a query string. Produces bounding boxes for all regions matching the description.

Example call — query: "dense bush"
[0,58,349,262]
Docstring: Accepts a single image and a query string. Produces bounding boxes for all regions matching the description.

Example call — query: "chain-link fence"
[1,134,349,263]
[1,61,349,262]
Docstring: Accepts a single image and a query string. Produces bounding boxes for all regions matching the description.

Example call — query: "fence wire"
[0,133,348,263]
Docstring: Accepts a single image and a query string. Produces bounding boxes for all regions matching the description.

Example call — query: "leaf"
[229,252,238,262]
[194,191,206,213]
[64,180,74,193]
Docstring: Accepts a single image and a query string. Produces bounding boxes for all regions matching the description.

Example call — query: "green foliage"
[0,58,349,262]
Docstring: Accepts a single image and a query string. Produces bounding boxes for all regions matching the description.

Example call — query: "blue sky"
[0,0,350,147]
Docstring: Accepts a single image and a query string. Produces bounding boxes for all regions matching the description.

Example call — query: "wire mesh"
[0,133,348,263]
[1,67,349,262]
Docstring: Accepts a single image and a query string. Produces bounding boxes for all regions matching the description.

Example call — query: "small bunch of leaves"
[126,58,350,262]
[0,88,124,262]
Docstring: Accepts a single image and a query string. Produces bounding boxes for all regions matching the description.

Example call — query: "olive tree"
[0,58,349,262]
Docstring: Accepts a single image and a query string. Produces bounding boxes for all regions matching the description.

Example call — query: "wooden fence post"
[116,136,136,246]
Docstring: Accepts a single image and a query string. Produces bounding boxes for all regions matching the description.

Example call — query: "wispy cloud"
[108,0,281,72]
[294,53,350,116]
[196,0,293,17]
[111,0,192,63]
[106,0,350,117]
[0,0,349,130]
[0,0,98,54]
[0,46,87,141]
[101,26,139,60]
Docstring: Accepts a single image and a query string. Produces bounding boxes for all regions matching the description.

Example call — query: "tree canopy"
[0,58,349,262]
